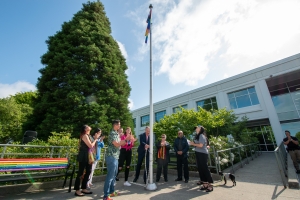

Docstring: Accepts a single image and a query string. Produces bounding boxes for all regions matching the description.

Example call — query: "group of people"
[73,121,215,199]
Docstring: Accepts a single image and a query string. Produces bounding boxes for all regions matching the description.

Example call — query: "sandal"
[206,185,213,192]
[200,183,208,190]
[197,181,203,185]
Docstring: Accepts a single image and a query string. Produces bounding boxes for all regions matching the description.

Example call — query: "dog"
[219,171,236,186]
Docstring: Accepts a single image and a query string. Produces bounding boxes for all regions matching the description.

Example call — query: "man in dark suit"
[133,126,150,184]
[174,130,190,183]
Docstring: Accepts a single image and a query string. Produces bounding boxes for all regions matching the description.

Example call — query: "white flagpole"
[146,3,157,191]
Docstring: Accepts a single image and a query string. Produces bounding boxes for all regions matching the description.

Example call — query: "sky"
[1,0,300,111]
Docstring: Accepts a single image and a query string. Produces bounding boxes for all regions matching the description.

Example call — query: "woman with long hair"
[87,128,105,188]
[74,125,97,197]
[190,125,214,192]
[116,127,136,186]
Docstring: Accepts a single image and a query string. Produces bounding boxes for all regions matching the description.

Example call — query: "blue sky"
[1,0,300,110]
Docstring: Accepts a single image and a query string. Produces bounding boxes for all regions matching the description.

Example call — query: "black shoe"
[296,170,300,174]
[156,179,160,182]
[175,178,182,181]
[165,179,168,182]
[82,191,93,194]
[185,180,189,183]
[144,180,146,184]
[133,178,137,182]
[116,177,119,181]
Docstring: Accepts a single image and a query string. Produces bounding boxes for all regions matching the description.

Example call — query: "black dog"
[219,171,236,186]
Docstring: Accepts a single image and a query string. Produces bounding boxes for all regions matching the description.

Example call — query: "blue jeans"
[103,156,118,197]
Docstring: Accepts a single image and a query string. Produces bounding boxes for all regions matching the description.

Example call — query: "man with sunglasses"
[174,130,190,183]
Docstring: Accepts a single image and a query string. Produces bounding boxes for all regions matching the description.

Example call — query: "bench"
[0,158,75,192]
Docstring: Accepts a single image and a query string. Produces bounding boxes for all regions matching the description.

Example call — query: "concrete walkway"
[3,153,300,200]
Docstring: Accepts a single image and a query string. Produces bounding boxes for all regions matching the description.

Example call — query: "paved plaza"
[2,153,300,200]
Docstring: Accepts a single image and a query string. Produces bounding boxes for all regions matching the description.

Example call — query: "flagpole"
[146,3,157,191]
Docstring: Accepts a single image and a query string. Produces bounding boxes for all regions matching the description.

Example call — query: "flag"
[145,9,152,44]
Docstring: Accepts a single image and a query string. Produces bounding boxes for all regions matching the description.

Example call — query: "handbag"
[88,148,95,164]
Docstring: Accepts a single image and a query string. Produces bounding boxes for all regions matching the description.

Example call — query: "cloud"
[125,65,136,76]
[116,41,128,60]
[128,98,134,110]
[0,81,36,98]
[130,0,300,86]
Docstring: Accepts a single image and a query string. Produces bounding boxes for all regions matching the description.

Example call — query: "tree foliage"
[154,107,248,143]
[0,94,34,143]
[295,131,300,141]
[26,1,132,139]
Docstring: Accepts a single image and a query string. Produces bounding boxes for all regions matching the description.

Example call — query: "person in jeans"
[173,130,189,183]
[103,120,132,200]
[156,134,170,182]
[74,125,97,197]
[283,130,300,174]
[87,128,105,188]
[190,125,214,192]
[116,127,136,186]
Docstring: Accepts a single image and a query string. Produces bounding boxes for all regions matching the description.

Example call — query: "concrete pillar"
[258,80,284,146]
[216,91,227,109]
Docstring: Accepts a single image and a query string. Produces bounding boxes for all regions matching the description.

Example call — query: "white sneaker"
[124,181,131,186]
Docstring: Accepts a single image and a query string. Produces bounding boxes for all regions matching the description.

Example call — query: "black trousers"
[176,155,189,180]
[156,158,168,180]
[135,150,149,181]
[195,152,213,183]
[74,161,92,190]
[118,149,132,181]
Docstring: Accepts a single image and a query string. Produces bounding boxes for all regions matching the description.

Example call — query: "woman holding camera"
[87,128,105,188]
[189,125,213,192]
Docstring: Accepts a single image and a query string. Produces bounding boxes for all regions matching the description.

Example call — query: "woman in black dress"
[74,125,97,196]
[190,126,214,192]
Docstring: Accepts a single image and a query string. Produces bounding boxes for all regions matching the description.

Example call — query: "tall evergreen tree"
[27,1,132,139]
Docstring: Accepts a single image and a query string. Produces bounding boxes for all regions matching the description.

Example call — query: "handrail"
[274,141,288,188]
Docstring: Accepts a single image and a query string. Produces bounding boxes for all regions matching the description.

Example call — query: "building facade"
[131,53,300,151]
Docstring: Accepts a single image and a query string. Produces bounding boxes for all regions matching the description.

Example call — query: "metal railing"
[274,142,288,188]
[215,143,261,174]
[1,143,261,177]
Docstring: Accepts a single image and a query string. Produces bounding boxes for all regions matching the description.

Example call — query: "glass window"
[236,95,252,108]
[287,79,300,87]
[270,88,289,96]
[228,93,235,98]
[173,104,188,113]
[133,118,136,128]
[141,115,149,127]
[271,94,295,113]
[155,110,166,122]
[268,83,287,92]
[250,93,259,105]
[227,87,260,109]
[229,98,237,109]
[235,89,248,97]
[248,87,256,94]
[212,102,218,110]
[281,121,300,137]
[196,97,218,111]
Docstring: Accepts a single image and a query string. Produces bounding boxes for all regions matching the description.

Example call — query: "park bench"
[0,158,76,192]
